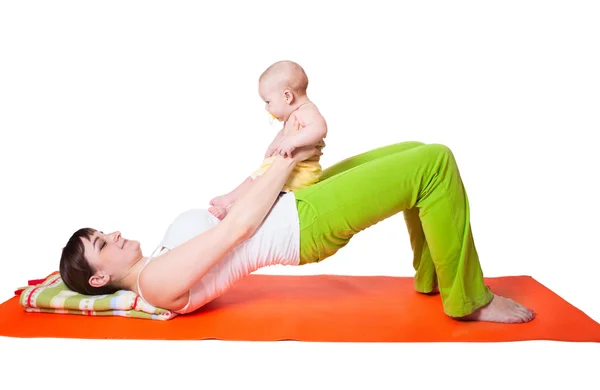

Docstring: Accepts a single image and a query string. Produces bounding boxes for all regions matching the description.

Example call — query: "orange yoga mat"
[1,274,599,342]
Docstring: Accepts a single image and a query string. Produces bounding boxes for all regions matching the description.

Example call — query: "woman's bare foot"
[459,294,535,323]
[209,206,228,220]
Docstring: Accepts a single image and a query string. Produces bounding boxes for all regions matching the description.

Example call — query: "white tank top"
[137,191,301,314]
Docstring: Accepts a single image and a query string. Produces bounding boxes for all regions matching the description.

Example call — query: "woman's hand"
[291,144,321,164]
[270,143,319,167]
[272,144,319,166]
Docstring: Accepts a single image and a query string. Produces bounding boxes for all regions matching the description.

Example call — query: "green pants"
[293,141,493,317]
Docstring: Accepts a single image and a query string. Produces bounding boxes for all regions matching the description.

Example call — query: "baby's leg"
[210,176,254,207]
[210,176,255,220]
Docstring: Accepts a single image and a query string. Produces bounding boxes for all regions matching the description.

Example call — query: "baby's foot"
[209,206,228,220]
[210,194,232,208]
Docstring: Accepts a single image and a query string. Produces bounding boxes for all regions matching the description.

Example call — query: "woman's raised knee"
[402,141,426,148]
[426,143,454,158]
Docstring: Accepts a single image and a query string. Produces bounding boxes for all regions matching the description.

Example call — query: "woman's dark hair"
[59,227,119,295]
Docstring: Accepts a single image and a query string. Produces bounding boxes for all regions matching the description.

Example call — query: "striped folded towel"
[16,272,176,321]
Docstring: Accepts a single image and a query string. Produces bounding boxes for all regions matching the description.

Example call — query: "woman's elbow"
[237,223,254,241]
[223,215,254,242]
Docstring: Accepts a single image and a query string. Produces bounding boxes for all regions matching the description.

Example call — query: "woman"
[59,141,535,323]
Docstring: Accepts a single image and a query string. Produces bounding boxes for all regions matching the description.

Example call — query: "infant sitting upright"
[209,60,328,220]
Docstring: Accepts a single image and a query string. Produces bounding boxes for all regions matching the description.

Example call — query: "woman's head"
[59,228,143,295]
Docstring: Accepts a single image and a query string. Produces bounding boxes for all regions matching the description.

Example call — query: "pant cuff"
[443,286,494,318]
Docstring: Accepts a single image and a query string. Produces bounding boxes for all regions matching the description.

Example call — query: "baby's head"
[259,60,309,122]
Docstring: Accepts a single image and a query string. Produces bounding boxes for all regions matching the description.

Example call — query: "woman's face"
[82,230,143,288]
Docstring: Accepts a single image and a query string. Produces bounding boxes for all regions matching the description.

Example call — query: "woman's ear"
[89,273,110,288]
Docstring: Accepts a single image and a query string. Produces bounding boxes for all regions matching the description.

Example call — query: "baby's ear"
[284,89,294,104]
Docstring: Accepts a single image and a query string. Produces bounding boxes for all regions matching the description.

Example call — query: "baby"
[209,60,328,220]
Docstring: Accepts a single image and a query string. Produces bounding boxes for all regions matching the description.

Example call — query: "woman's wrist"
[272,154,297,171]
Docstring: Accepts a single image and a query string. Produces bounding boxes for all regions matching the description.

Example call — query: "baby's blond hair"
[260,60,309,96]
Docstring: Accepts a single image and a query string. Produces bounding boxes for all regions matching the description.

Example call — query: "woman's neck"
[117,254,150,294]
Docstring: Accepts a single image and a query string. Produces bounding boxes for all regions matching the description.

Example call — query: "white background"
[1,1,598,388]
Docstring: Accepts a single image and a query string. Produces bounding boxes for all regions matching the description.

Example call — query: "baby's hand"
[276,137,296,158]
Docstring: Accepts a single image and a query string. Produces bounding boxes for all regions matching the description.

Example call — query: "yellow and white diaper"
[251,156,322,192]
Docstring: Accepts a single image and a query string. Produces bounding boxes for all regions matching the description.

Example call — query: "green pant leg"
[404,207,437,293]
[319,141,426,181]
[305,140,438,294]
[294,143,493,317]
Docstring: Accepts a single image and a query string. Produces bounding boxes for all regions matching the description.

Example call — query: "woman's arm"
[139,153,301,310]
[264,128,285,158]
[225,154,297,236]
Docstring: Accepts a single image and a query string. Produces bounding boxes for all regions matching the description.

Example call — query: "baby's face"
[259,80,288,122]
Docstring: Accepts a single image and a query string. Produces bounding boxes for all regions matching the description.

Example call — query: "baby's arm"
[277,111,327,157]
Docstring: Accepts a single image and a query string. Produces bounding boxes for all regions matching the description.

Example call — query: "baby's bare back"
[283,103,324,136]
